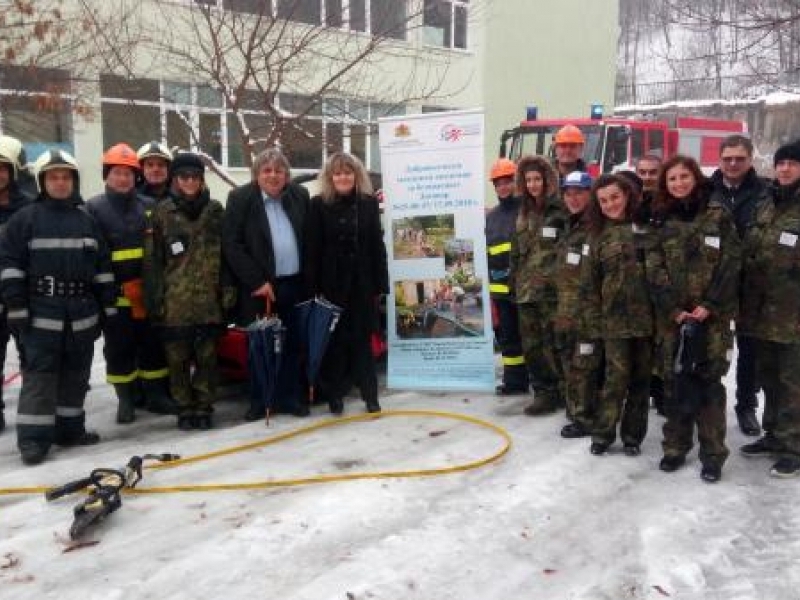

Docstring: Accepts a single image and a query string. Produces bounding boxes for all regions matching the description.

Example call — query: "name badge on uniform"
[779,231,798,247]
[579,343,595,355]
[567,252,581,265]
[542,226,558,239]
[632,224,646,234]
[582,244,590,256]
[704,236,720,249]
[170,241,186,256]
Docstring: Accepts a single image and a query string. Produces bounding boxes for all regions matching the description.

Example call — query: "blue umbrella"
[294,297,343,403]
[246,314,286,424]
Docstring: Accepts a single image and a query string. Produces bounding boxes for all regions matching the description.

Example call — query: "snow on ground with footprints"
[0,341,798,600]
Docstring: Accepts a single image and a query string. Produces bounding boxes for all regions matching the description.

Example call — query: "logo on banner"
[394,123,412,138]
[440,122,481,143]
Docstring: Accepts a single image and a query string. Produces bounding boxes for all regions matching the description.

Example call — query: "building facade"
[0,0,617,199]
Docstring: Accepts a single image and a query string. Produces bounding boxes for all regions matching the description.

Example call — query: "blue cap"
[562,171,592,189]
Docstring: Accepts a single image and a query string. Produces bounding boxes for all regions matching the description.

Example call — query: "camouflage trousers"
[554,328,602,429]
[755,339,800,458]
[518,300,563,405]
[661,320,732,466]
[593,337,652,446]
[163,329,219,417]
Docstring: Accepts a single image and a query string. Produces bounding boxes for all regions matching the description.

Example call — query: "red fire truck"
[499,112,746,176]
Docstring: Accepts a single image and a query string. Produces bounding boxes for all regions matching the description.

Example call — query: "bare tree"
[115,0,462,170]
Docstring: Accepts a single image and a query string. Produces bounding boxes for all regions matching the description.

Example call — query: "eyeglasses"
[721,156,749,164]
[636,169,658,176]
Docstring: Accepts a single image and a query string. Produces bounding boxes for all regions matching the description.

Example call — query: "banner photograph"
[379,109,495,391]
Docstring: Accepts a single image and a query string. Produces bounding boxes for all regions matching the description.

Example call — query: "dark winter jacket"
[304,192,388,311]
[86,188,155,288]
[709,167,770,238]
[223,181,309,325]
[0,193,116,342]
[485,196,520,299]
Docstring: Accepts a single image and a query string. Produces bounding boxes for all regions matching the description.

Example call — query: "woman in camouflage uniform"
[650,155,740,483]
[553,171,602,438]
[581,174,655,457]
[509,156,567,416]
[144,153,233,430]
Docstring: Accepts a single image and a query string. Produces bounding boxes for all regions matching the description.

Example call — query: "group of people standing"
[0,134,388,466]
[488,126,800,482]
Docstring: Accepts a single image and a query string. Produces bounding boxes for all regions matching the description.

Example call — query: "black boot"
[55,430,100,447]
[141,379,179,415]
[19,440,49,465]
[560,422,590,438]
[659,454,686,472]
[177,414,195,431]
[114,382,138,424]
[365,399,381,413]
[329,398,344,415]
[735,408,761,436]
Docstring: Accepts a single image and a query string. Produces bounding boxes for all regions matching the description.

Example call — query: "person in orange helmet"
[86,143,176,425]
[553,124,587,182]
[486,158,528,395]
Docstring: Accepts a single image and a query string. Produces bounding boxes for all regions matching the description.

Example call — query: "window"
[423,0,468,49]
[0,65,74,155]
[222,0,271,15]
[371,0,406,40]
[277,0,320,24]
[100,74,399,170]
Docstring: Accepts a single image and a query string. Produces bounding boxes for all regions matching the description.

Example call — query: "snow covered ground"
[1,343,799,600]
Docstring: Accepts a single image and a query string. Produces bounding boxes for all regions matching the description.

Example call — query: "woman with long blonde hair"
[304,152,388,415]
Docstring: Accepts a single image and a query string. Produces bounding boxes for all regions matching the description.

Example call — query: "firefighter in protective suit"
[0,135,33,434]
[0,149,116,465]
[137,141,173,203]
[87,143,175,424]
[486,158,528,395]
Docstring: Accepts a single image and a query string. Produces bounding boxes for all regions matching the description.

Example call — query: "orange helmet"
[489,158,516,181]
[102,143,140,174]
[554,124,585,145]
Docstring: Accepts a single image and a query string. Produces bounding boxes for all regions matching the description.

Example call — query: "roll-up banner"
[379,109,494,391]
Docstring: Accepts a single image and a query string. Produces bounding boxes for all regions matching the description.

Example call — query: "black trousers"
[494,297,528,390]
[735,333,759,412]
[318,291,377,405]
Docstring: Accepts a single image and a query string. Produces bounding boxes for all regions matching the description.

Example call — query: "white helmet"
[136,141,173,163]
[33,148,80,191]
[0,135,24,181]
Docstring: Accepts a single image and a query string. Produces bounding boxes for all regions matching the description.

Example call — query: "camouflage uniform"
[739,181,800,461]
[582,221,656,447]
[144,191,232,419]
[553,212,601,430]
[651,200,740,468]
[509,195,567,411]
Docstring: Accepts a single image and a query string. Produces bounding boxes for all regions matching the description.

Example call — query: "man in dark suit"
[222,148,310,419]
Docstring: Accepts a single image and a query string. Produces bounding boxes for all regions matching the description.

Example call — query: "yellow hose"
[0,410,512,497]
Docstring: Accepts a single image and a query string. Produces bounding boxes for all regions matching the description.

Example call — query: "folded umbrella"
[294,297,343,404]
[246,312,286,424]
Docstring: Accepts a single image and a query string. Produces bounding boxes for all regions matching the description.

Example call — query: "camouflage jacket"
[553,212,593,334]
[144,191,232,327]
[581,220,656,339]
[739,181,800,342]
[651,200,741,330]
[509,194,567,304]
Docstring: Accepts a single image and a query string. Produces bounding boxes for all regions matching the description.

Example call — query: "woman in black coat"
[304,152,388,414]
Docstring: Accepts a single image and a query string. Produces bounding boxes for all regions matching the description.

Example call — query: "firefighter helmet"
[136,141,173,164]
[554,124,585,145]
[102,143,140,179]
[489,158,517,182]
[0,135,25,182]
[33,148,80,191]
